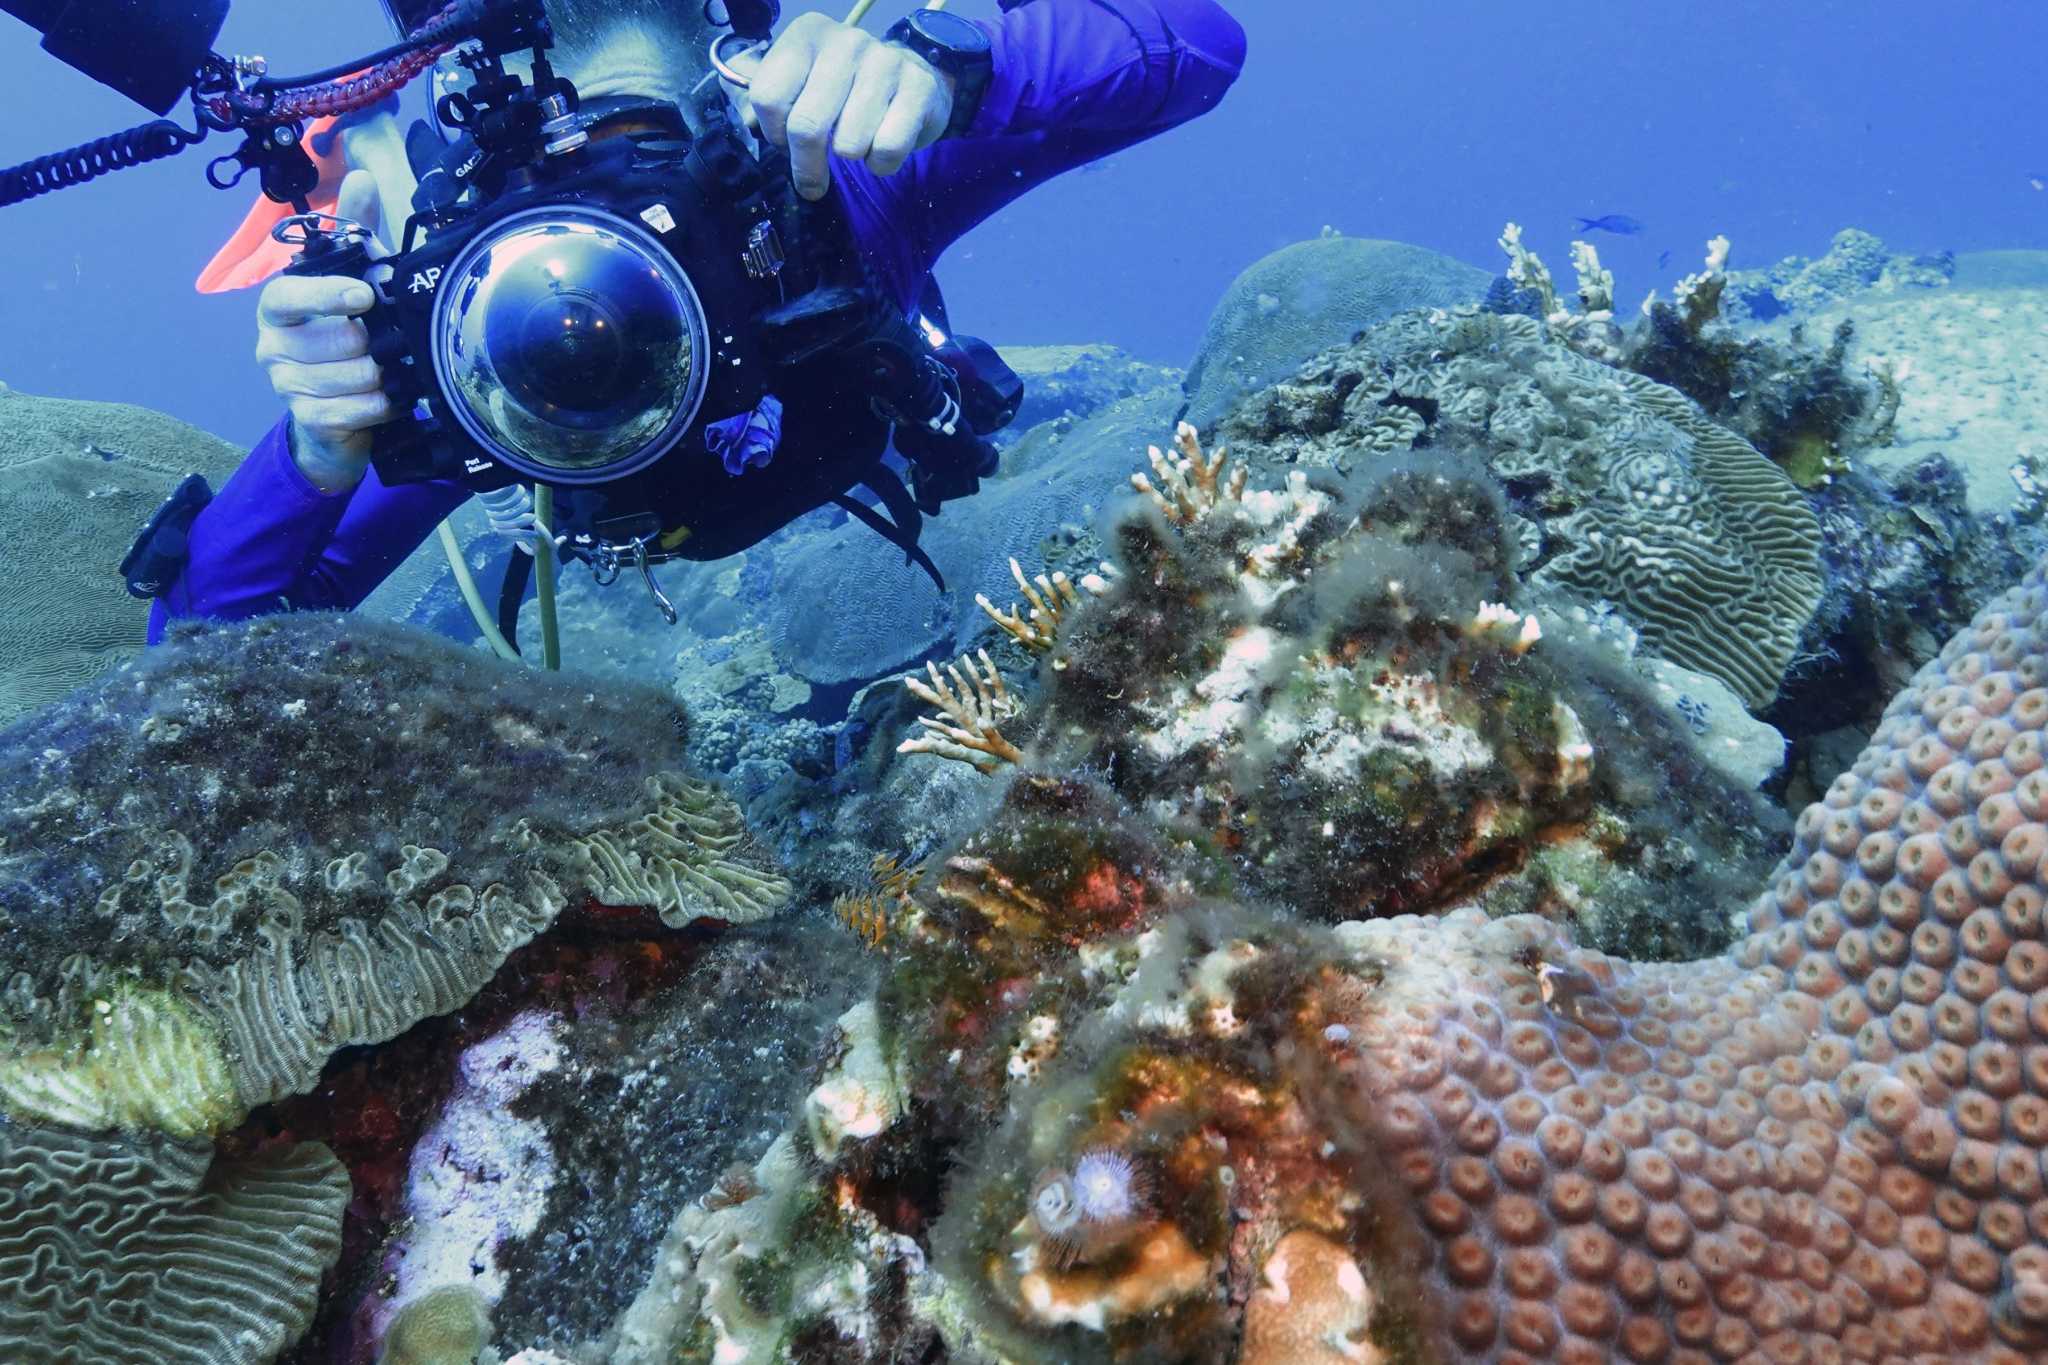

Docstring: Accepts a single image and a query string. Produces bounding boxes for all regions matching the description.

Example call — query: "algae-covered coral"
[610,425,2048,1364]
[8,222,2046,1365]
[1220,306,1826,709]
[0,613,793,1364]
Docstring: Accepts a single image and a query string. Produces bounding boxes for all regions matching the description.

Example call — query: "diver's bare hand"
[747,13,955,201]
[254,170,395,492]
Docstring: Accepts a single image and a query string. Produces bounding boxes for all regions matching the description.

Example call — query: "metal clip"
[633,540,679,625]
[743,221,785,279]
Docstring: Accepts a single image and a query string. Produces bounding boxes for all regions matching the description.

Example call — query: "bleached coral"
[976,557,1110,665]
[1131,421,1248,526]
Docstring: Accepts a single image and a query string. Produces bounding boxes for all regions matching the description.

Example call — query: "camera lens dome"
[431,206,709,483]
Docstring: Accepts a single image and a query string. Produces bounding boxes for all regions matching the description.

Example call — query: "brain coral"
[0,1117,348,1364]
[0,612,789,1128]
[0,384,246,723]
[1224,309,1826,707]
[1179,236,1491,431]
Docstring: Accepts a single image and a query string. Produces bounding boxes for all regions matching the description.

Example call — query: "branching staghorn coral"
[1569,239,1615,316]
[1498,222,1623,360]
[1498,221,1561,319]
[976,556,1113,665]
[897,650,1023,773]
[1132,421,1249,526]
[1673,232,1733,335]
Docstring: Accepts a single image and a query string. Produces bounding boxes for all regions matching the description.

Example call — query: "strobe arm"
[1,0,229,114]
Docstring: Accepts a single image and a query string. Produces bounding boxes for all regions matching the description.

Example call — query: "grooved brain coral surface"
[0,387,246,725]
[0,1118,348,1364]
[1334,561,2048,1362]
[0,613,787,1122]
[1224,310,1826,707]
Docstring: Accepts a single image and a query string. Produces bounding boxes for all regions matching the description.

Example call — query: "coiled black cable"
[0,119,202,208]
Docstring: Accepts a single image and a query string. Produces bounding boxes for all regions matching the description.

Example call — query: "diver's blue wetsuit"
[148,0,1245,640]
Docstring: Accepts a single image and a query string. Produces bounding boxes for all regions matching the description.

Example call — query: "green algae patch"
[0,983,240,1139]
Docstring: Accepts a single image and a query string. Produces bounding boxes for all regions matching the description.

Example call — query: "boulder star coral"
[1258,561,2048,1361]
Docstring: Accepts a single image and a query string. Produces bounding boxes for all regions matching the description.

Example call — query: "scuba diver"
[138,0,1244,643]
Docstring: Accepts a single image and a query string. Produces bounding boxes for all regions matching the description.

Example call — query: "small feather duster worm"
[1029,1148,1150,1266]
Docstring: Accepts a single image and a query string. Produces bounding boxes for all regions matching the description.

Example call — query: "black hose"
[0,119,202,208]
[252,0,483,91]
[497,549,533,655]
[253,37,438,92]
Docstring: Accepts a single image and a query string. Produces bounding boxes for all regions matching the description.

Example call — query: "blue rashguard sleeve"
[838,0,1247,307]
[148,418,469,642]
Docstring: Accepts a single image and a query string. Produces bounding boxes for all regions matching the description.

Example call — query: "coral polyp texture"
[1222,308,1825,707]
[1262,564,2048,1362]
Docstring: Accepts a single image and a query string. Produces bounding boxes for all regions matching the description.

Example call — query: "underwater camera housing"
[288,0,1016,561]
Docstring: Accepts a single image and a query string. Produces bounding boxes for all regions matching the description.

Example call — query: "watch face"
[909,8,992,56]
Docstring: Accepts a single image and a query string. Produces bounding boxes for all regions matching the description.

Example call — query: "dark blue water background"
[0,0,2039,442]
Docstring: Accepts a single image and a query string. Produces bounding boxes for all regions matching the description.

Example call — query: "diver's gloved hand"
[742,13,956,202]
[254,170,397,494]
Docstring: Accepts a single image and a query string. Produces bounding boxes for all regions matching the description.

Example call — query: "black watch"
[884,9,993,140]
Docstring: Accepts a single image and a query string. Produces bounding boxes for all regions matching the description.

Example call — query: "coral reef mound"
[0,612,790,1129]
[605,432,2048,1364]
[0,384,247,724]
[1181,235,1490,430]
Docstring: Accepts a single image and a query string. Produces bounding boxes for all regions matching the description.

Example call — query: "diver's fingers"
[294,391,398,441]
[747,13,831,152]
[258,315,371,368]
[868,65,946,177]
[832,42,900,166]
[258,275,375,329]
[783,26,868,200]
[268,356,383,400]
[334,168,393,261]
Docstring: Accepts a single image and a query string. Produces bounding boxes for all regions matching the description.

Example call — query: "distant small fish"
[1575,214,1646,236]
[1656,249,1672,271]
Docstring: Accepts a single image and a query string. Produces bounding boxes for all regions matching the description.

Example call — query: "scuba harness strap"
[834,467,947,592]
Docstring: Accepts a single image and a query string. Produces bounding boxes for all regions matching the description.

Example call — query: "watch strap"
[885,14,992,140]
